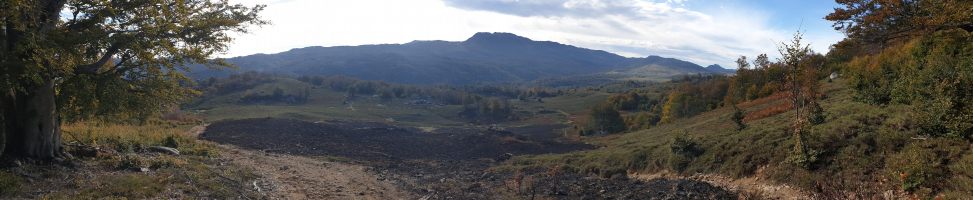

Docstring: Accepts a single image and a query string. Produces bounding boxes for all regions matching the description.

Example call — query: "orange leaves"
[742,101,793,123]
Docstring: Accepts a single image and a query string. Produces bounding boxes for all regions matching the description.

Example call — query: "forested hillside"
[513,1,973,198]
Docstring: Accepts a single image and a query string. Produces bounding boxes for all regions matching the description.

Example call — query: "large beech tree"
[0,0,264,159]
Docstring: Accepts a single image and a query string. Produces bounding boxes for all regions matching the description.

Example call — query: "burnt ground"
[201,118,589,161]
[202,118,737,199]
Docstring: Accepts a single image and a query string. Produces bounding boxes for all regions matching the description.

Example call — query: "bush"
[114,154,147,171]
[583,103,626,135]
[808,101,825,125]
[161,135,180,148]
[845,29,973,138]
[731,105,746,130]
[886,138,966,194]
[669,135,703,171]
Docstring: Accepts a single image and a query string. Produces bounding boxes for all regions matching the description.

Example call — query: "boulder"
[148,146,180,155]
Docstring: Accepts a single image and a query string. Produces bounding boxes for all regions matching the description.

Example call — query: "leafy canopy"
[0,0,266,121]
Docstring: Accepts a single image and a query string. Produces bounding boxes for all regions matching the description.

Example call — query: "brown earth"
[213,143,412,199]
[202,118,740,199]
[202,118,591,161]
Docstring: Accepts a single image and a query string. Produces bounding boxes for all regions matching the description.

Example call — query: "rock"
[495,153,514,162]
[147,146,180,155]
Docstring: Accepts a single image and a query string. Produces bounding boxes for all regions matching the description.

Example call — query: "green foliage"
[658,76,730,124]
[886,139,966,194]
[624,111,661,131]
[0,0,266,122]
[162,135,180,149]
[731,104,746,130]
[506,81,973,197]
[808,101,825,125]
[461,98,515,123]
[603,91,658,111]
[583,103,626,135]
[784,137,819,169]
[846,29,973,138]
[669,135,703,171]
[725,54,788,104]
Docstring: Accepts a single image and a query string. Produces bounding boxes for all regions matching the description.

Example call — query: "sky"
[225,0,846,69]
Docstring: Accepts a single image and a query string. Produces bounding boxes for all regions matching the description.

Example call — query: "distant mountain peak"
[464,32,533,44]
[705,64,734,74]
[193,33,720,85]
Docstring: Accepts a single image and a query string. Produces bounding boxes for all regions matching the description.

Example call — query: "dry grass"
[736,92,789,109]
[61,121,215,157]
[0,121,260,199]
[743,102,793,123]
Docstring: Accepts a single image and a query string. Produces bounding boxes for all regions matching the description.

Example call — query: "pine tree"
[731,104,746,130]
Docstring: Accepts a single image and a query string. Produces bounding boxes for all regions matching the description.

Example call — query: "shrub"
[845,29,973,138]
[114,154,147,171]
[808,101,825,125]
[669,135,703,171]
[583,103,626,135]
[731,105,746,130]
[886,138,966,195]
[161,135,180,148]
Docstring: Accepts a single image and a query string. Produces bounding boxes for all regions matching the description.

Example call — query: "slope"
[505,79,973,198]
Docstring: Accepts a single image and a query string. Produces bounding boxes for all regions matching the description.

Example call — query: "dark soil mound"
[201,118,591,161]
[202,118,738,199]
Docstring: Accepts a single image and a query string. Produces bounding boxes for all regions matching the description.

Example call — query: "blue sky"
[226,0,846,68]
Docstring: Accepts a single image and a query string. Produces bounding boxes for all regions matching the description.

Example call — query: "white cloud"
[224,0,842,68]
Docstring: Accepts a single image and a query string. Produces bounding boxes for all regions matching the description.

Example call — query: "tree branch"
[75,45,120,75]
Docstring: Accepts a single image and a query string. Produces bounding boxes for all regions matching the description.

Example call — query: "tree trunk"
[2,79,62,160]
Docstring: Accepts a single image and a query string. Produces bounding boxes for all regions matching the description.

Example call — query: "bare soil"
[214,143,412,199]
[202,118,590,161]
[202,118,739,199]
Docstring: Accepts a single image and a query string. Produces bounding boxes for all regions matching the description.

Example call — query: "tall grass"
[0,120,260,199]
[61,121,214,157]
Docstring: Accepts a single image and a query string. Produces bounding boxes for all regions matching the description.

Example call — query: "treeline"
[296,75,533,122]
[582,50,827,135]
[578,75,735,135]
[195,72,566,122]
[195,72,311,105]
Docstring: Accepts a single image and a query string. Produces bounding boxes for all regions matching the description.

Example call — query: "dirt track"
[215,144,412,199]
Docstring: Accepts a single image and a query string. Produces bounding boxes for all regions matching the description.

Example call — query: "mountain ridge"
[192,32,730,84]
